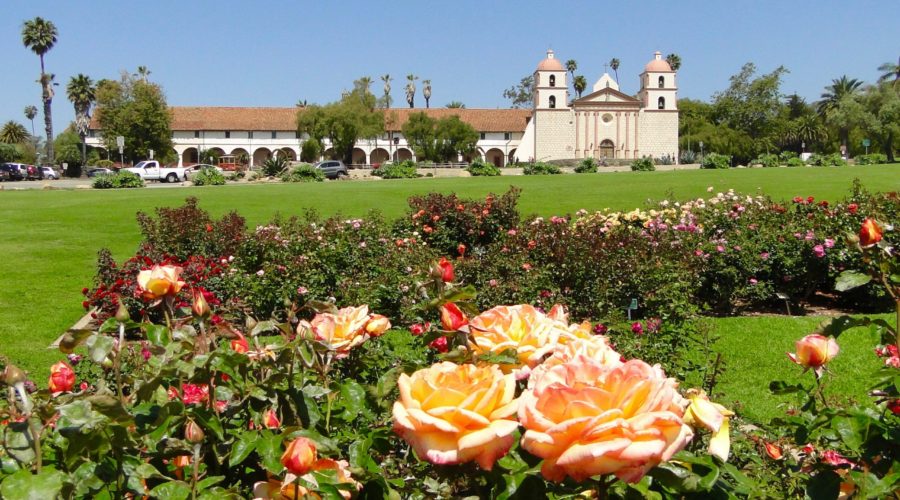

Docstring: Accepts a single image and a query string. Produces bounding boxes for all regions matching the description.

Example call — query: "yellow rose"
[468,305,568,376]
[309,305,372,357]
[136,265,185,301]
[683,388,734,461]
[520,357,693,483]
[392,362,519,470]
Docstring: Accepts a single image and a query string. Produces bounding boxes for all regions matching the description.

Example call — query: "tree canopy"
[503,75,534,109]
[94,72,174,163]
[401,112,478,162]
[296,87,384,164]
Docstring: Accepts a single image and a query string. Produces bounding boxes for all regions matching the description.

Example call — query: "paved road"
[0,178,188,190]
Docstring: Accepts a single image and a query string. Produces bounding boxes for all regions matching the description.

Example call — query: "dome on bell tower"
[537,49,564,71]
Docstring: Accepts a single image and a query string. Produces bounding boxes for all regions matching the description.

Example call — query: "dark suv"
[0,163,26,181]
[314,160,349,179]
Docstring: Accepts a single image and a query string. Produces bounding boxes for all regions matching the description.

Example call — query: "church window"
[504,132,511,140]
[480,133,486,140]
[549,95,556,108]
[658,76,665,88]
[225,131,231,139]
[602,113,613,123]
[549,75,556,87]
[658,97,665,109]
[194,131,200,139]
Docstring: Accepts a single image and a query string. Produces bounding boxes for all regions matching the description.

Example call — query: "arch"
[230,148,250,167]
[657,96,665,109]
[549,75,556,87]
[485,148,505,168]
[599,140,615,159]
[549,95,556,109]
[370,148,389,164]
[252,147,272,166]
[393,148,413,162]
[181,147,199,165]
[658,75,665,88]
[323,147,336,160]
[208,147,226,157]
[351,148,367,165]
[507,148,517,165]
[276,147,297,161]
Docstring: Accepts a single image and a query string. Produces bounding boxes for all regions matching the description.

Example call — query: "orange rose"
[788,334,839,377]
[231,332,249,354]
[858,218,883,247]
[263,409,281,429]
[520,357,693,483]
[440,302,468,331]
[254,458,359,500]
[281,438,317,476]
[191,288,211,318]
[435,257,454,282]
[137,265,185,301]
[48,361,75,393]
[392,362,519,470]
[468,305,568,376]
[529,336,622,388]
[306,305,373,358]
[365,314,391,337]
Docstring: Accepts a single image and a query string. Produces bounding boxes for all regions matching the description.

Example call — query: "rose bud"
[440,302,468,331]
[858,218,883,247]
[432,257,455,282]
[281,437,317,475]
[263,409,281,429]
[764,442,783,460]
[3,365,27,386]
[115,298,130,323]
[173,455,191,468]
[788,334,839,377]
[192,288,211,319]
[230,333,249,354]
[48,361,76,393]
[184,419,205,444]
[365,314,391,337]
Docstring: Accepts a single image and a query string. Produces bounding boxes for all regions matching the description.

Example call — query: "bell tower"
[533,49,569,110]
[638,51,677,111]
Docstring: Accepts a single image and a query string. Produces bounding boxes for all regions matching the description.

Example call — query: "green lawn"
[0,166,897,422]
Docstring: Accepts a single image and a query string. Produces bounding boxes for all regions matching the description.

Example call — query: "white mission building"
[86,50,678,167]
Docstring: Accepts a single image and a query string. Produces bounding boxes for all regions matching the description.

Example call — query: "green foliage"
[91,170,145,189]
[296,87,384,164]
[753,153,780,168]
[630,156,656,171]
[198,148,219,165]
[466,159,501,176]
[54,127,84,167]
[300,138,322,163]
[502,74,534,108]
[0,143,23,163]
[96,159,114,168]
[856,153,888,165]
[786,157,806,167]
[574,157,598,173]
[0,121,29,144]
[280,163,325,183]
[401,112,478,162]
[523,162,561,175]
[372,160,418,179]
[701,152,732,169]
[807,152,848,166]
[191,168,226,186]
[261,156,288,177]
[94,74,174,163]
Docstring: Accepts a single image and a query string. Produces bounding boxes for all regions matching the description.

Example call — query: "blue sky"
[2,0,897,135]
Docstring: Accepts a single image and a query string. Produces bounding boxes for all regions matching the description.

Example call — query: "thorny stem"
[114,322,126,403]
[191,443,201,500]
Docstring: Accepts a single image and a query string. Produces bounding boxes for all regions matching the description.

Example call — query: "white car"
[40,167,59,180]
[185,164,224,180]
[123,160,189,182]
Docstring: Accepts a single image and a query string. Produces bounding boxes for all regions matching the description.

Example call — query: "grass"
[0,165,897,418]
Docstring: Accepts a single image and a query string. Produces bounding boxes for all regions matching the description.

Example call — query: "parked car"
[122,160,189,182]
[184,164,223,180]
[0,165,12,181]
[0,163,27,180]
[86,167,114,178]
[314,160,349,179]
[40,167,59,180]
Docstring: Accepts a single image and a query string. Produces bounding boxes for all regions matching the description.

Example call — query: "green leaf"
[339,380,366,420]
[834,270,872,292]
[85,334,115,363]
[144,323,170,346]
[769,380,806,395]
[2,422,35,465]
[57,329,94,353]
[150,480,191,500]
[373,366,400,400]
[256,431,286,474]
[229,431,259,467]
[87,394,133,424]
[476,348,520,365]
[250,320,278,336]
[196,476,225,490]
[0,468,65,500]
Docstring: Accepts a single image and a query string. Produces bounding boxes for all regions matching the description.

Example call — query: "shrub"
[96,159,115,168]
[372,160,419,179]
[700,152,731,169]
[786,157,806,167]
[92,170,145,189]
[300,137,322,163]
[753,153,779,168]
[656,154,675,165]
[523,162,561,175]
[574,157,598,173]
[191,168,226,186]
[856,153,888,165]
[630,156,655,171]
[807,152,847,167]
[261,156,288,177]
[679,150,697,164]
[280,163,324,182]
[778,151,799,163]
[466,159,501,176]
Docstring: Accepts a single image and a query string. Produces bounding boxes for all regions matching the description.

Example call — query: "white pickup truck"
[123,161,189,182]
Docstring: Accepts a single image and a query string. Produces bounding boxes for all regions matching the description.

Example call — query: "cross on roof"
[603,63,609,73]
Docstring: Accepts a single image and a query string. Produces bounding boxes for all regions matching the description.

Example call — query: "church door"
[599,140,615,159]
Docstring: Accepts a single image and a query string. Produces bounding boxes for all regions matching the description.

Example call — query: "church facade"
[516,50,679,163]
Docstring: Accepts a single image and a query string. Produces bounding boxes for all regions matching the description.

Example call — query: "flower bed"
[0,186,897,498]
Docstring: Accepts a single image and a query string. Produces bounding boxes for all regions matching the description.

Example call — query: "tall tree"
[565,59,577,80]
[503,75,535,108]
[877,57,900,86]
[405,74,417,108]
[355,76,373,95]
[665,53,682,71]
[0,121,29,144]
[94,73,174,163]
[66,73,96,164]
[609,58,620,84]
[21,16,58,163]
[422,80,432,108]
[135,66,151,82]
[817,75,864,152]
[573,75,587,99]
[856,82,900,161]
[23,105,38,137]
[401,112,477,162]
[380,74,392,108]
[296,86,384,164]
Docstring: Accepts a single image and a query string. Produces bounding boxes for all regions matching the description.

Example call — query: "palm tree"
[356,76,373,94]
[818,76,863,151]
[405,74,418,108]
[381,74,392,108]
[791,114,827,152]
[609,58,620,84]
[23,105,38,137]
[565,59,577,80]
[422,80,432,108]
[446,101,465,108]
[573,75,587,99]
[0,121,29,144]
[135,65,151,82]
[21,16,58,163]
[67,73,96,164]
[877,57,899,85]
[665,53,682,71]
